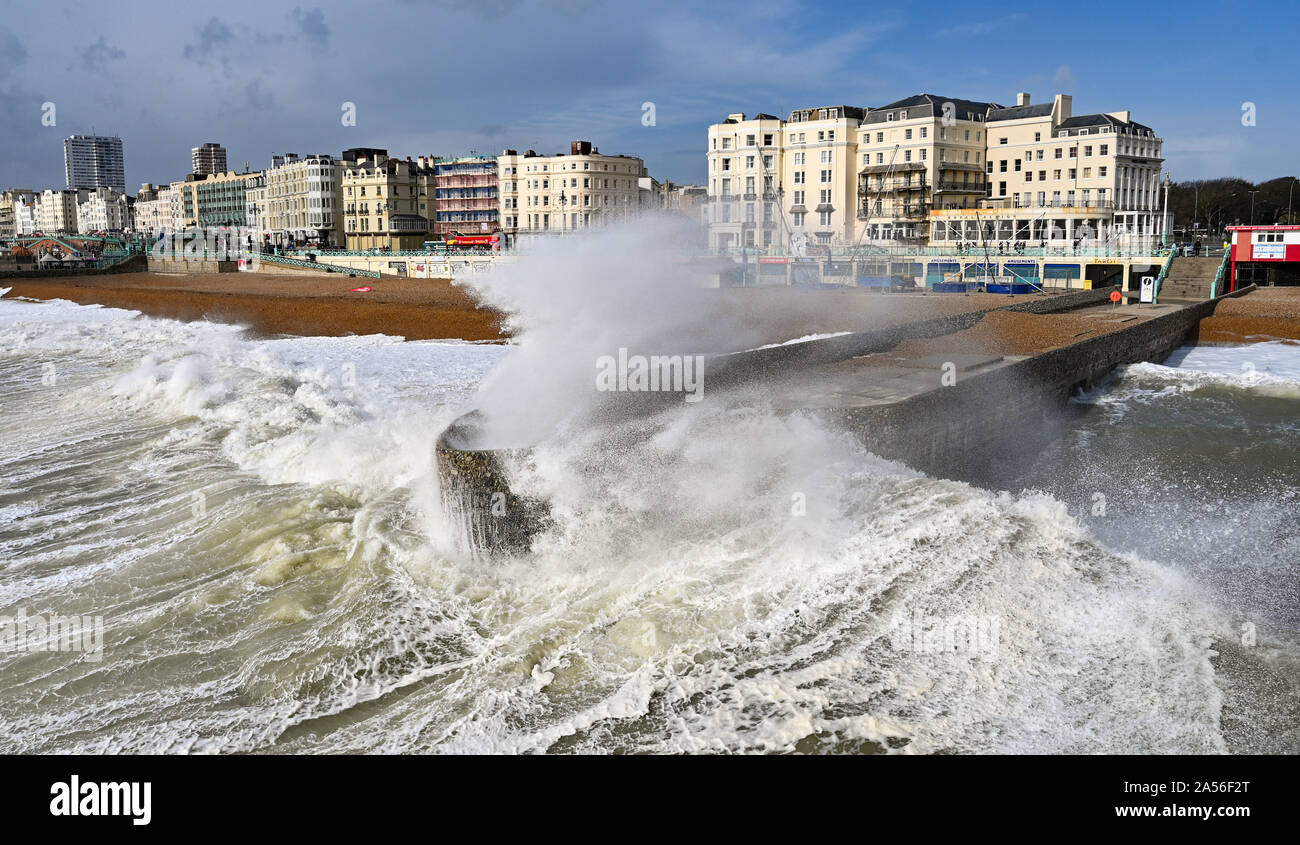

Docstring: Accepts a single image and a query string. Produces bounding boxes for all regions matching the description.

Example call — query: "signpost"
[1139,275,1155,304]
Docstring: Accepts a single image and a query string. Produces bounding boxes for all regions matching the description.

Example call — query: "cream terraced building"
[855,94,995,242]
[934,92,1167,246]
[259,153,343,247]
[497,141,645,236]
[707,91,1167,251]
[705,106,865,251]
[338,148,433,251]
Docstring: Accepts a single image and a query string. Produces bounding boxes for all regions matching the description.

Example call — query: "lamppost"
[1161,173,1171,247]
[1289,177,1296,225]
[559,191,568,232]
[1248,190,1261,225]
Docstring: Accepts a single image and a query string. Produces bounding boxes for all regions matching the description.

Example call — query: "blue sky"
[0,0,1295,193]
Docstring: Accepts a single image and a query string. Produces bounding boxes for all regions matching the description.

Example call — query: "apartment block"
[706,106,865,250]
[133,183,172,236]
[259,153,343,247]
[38,189,79,233]
[64,134,126,193]
[2,189,39,236]
[433,155,499,238]
[497,141,645,236]
[178,170,260,228]
[856,94,995,241]
[935,92,1166,245]
[338,148,432,250]
[75,187,132,233]
[191,142,228,177]
[707,91,1166,250]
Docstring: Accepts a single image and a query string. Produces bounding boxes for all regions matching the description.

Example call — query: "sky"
[1,0,1296,194]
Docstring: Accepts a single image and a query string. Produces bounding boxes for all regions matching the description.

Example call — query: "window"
[999,181,1006,196]
[1034,131,1041,142]
[1069,146,1078,158]
[793,171,805,184]
[819,189,831,203]
[763,134,774,146]
[746,156,755,169]
[819,150,832,164]
[793,152,805,166]
[1000,160,1008,172]
[904,150,912,162]
[876,131,884,143]
[828,130,835,141]
[1099,166,1108,177]
[1054,148,1063,159]
[793,190,805,204]
[1100,144,1109,156]
[819,169,832,183]
[817,131,824,141]
[921,149,927,161]
[1084,145,1093,157]
[819,211,832,226]
[1014,159,1022,172]
[1069,169,1077,179]
[1026,171,1033,182]
[999,137,1008,145]
[876,152,884,164]
[920,127,928,139]
[1053,169,1062,180]
[900,110,907,119]
[722,159,731,171]
[792,211,805,226]
[1036,150,1044,161]
[905,128,913,140]
[746,134,755,146]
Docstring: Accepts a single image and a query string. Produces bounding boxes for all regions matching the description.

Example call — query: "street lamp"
[1248,190,1261,225]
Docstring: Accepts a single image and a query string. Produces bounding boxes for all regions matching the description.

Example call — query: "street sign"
[1140,275,1155,303]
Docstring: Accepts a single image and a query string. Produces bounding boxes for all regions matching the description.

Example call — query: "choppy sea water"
[0,294,1296,754]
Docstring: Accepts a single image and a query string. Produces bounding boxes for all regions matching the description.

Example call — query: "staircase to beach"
[1159,256,1222,301]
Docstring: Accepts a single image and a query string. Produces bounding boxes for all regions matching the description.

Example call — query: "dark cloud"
[0,25,26,65]
[183,18,233,63]
[77,37,126,73]
[289,7,330,47]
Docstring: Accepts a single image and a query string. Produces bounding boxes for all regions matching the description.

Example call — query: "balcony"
[976,198,1116,212]
[935,180,985,193]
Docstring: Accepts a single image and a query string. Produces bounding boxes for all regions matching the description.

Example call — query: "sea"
[1,280,1297,754]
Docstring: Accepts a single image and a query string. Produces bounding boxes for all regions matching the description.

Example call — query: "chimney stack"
[1017,92,1031,107]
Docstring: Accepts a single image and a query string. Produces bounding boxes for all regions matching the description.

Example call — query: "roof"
[1058,114,1155,134]
[863,94,1002,125]
[987,103,1054,122]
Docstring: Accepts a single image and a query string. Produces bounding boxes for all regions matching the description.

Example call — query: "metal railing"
[1210,249,1231,298]
[258,253,382,278]
[1152,251,1176,303]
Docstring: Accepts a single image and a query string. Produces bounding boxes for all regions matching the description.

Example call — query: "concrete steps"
[1159,256,1221,300]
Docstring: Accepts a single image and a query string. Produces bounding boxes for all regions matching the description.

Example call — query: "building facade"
[930,92,1166,247]
[179,171,259,228]
[705,107,866,251]
[338,148,432,250]
[707,92,1166,251]
[433,155,498,238]
[38,189,79,233]
[191,143,228,177]
[133,183,172,236]
[260,153,343,247]
[497,141,645,236]
[75,187,132,233]
[856,94,995,242]
[64,135,126,193]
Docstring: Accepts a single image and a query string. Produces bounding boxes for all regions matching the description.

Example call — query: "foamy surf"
[1,266,1298,753]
